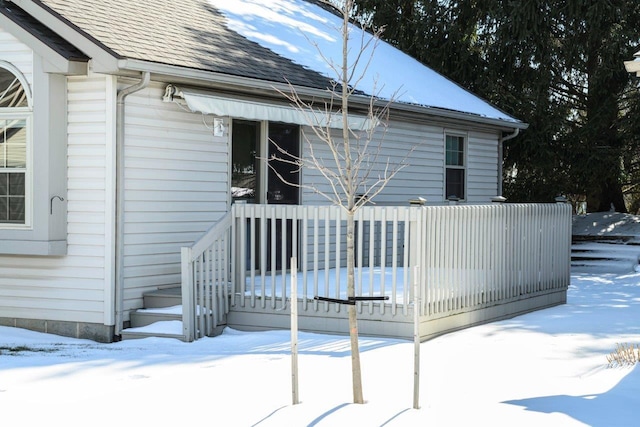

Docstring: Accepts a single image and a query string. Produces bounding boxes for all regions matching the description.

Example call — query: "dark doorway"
[231,120,300,271]
[267,122,300,205]
[231,120,261,204]
[267,122,300,270]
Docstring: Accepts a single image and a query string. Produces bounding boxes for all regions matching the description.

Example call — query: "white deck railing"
[417,203,572,317]
[233,204,420,316]
[181,202,572,340]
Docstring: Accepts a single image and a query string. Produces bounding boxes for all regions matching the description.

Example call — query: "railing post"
[238,204,247,307]
[181,246,196,342]
[291,256,299,405]
[413,264,421,410]
[407,207,419,299]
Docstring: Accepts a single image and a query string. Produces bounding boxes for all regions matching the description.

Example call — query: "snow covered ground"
[2,212,640,426]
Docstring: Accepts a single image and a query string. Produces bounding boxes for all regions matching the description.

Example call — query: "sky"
[206,0,519,123]
[1,212,639,426]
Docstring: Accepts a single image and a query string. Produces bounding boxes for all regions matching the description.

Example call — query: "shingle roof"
[0,0,87,61]
[4,0,521,125]
[35,0,333,89]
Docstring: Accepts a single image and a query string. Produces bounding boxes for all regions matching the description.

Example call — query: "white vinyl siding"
[0,74,110,324]
[301,122,443,205]
[467,130,500,202]
[370,122,445,204]
[121,82,228,314]
[301,119,499,205]
[0,29,33,86]
[0,77,232,324]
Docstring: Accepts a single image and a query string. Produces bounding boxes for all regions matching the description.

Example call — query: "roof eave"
[389,101,528,131]
[0,10,87,75]
[120,58,527,132]
[10,0,121,73]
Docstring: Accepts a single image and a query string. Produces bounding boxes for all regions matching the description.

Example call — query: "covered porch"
[180,202,572,342]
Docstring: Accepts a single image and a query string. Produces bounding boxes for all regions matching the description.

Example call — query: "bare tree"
[269,0,408,404]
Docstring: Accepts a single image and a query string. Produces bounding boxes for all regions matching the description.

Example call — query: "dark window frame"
[445,134,466,200]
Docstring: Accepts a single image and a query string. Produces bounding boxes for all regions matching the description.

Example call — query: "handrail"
[181,207,235,341]
[190,209,234,257]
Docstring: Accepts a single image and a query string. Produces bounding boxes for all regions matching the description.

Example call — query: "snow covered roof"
[207,0,520,124]
[24,0,521,126]
[32,0,332,89]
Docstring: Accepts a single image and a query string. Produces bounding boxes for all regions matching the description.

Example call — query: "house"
[625,50,640,76]
[0,0,569,343]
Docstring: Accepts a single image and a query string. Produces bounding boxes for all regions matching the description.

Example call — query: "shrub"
[607,343,640,368]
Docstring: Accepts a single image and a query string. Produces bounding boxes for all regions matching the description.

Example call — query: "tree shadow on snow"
[0,327,404,374]
[503,365,640,426]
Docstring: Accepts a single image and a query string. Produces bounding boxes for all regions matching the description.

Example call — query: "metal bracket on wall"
[50,195,64,214]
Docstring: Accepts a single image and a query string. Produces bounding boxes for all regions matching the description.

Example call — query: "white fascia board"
[122,59,526,132]
[10,0,120,73]
[0,12,87,75]
[351,90,528,131]
[119,58,323,98]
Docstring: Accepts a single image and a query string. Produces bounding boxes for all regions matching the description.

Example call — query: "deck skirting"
[226,288,567,341]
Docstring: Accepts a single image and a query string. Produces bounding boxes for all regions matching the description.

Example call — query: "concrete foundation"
[0,317,115,343]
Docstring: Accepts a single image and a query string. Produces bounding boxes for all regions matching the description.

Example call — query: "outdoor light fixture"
[213,118,225,137]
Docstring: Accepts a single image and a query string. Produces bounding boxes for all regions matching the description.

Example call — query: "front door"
[232,120,300,270]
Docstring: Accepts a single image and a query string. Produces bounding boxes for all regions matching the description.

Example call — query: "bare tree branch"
[265,0,419,404]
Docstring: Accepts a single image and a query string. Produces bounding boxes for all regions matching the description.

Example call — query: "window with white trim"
[0,66,30,225]
[445,134,465,200]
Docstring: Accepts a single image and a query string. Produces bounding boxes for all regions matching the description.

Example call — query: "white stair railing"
[181,209,235,341]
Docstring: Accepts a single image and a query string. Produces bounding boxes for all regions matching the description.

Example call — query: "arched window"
[0,63,31,225]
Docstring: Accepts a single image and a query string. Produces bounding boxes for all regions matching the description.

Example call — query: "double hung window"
[0,66,30,225]
[445,134,465,200]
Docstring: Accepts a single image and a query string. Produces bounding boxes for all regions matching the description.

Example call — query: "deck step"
[143,286,182,308]
[121,287,184,341]
[571,239,640,273]
[120,320,187,342]
[129,305,182,328]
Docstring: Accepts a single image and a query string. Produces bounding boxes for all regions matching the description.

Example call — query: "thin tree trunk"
[273,0,403,404]
[341,0,364,405]
[595,180,627,213]
[346,210,363,403]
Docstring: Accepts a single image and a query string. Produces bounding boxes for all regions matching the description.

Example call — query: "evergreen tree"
[354,0,640,212]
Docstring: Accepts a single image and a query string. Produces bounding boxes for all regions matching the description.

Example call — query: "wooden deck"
[176,203,572,342]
